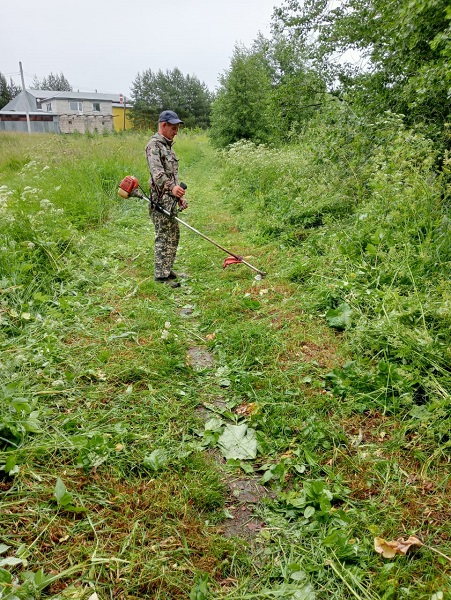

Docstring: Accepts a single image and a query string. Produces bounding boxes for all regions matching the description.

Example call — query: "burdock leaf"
[217,424,257,460]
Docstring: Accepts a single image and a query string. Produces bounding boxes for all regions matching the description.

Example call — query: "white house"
[0,90,129,134]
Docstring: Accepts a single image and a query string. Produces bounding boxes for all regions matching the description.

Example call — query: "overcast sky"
[2,0,286,96]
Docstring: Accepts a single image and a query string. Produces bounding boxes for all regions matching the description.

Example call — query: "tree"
[31,72,72,91]
[8,77,21,98]
[272,0,451,135]
[209,44,273,147]
[208,34,327,148]
[0,72,11,109]
[265,34,328,142]
[130,67,212,129]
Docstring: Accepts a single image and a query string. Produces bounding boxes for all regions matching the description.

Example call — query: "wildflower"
[161,329,170,340]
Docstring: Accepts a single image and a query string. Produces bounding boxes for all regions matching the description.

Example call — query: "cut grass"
[0,131,450,599]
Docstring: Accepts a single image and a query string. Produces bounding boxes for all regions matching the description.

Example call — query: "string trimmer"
[118,176,267,278]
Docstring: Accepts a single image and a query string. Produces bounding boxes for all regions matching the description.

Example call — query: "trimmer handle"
[177,183,188,211]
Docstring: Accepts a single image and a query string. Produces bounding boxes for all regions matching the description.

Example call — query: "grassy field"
[0,127,450,599]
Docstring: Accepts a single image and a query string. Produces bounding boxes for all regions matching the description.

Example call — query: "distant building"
[0,90,132,133]
[113,94,133,132]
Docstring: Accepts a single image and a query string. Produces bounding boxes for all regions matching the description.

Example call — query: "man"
[145,110,187,288]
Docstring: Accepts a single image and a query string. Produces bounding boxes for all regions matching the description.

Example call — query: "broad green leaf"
[0,556,25,567]
[143,449,168,471]
[64,504,87,513]
[239,460,254,474]
[4,455,16,474]
[325,303,352,330]
[0,567,12,584]
[54,477,68,504]
[242,298,261,310]
[287,563,308,582]
[24,411,42,433]
[290,570,308,582]
[204,418,224,433]
[260,469,275,484]
[189,573,210,600]
[260,582,316,599]
[217,424,257,460]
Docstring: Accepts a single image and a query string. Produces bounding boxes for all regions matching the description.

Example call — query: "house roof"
[1,90,124,112]
[38,91,121,102]
[1,90,40,112]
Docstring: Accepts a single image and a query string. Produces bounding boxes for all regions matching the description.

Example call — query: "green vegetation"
[130,68,213,130]
[30,73,72,92]
[2,2,449,597]
[0,102,450,600]
[210,0,450,148]
[273,0,451,136]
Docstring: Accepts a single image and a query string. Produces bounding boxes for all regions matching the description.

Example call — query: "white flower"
[26,241,35,249]
[161,329,170,340]
[164,321,171,329]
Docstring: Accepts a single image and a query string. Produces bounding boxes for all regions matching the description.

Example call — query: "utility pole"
[19,62,31,134]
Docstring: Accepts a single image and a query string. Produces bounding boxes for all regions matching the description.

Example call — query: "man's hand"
[171,185,186,199]
[178,198,188,210]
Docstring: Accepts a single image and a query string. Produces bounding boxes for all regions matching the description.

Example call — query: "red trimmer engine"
[118,175,140,198]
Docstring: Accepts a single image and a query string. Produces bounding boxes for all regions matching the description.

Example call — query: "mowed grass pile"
[0,117,450,600]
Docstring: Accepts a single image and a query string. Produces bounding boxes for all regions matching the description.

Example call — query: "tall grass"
[220,108,450,429]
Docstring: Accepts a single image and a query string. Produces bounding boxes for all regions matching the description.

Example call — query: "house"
[0,90,132,134]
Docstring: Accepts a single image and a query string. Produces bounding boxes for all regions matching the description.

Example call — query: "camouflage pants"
[150,208,180,279]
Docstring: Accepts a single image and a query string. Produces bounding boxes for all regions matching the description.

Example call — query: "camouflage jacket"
[145,133,179,212]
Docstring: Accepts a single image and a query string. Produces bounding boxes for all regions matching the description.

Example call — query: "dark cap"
[158,110,184,124]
